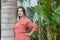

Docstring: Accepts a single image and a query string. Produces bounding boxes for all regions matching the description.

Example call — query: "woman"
[13,6,38,40]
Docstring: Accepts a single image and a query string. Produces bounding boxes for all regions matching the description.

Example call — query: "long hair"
[17,6,26,19]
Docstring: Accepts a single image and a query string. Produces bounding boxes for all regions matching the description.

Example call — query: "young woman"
[13,6,38,40]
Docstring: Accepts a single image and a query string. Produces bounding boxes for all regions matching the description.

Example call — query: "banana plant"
[38,0,60,40]
[34,0,60,40]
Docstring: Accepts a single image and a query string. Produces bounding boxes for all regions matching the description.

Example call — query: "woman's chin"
[19,15,23,17]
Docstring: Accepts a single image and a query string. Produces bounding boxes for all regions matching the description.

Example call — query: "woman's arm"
[25,30,34,36]
[26,19,38,36]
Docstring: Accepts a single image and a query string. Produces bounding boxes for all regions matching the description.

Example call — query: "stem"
[47,25,52,40]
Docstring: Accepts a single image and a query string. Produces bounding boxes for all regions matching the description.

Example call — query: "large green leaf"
[26,7,35,15]
[35,5,41,17]
[54,5,60,23]
[56,0,60,7]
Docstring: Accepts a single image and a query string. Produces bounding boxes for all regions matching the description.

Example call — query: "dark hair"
[17,6,26,19]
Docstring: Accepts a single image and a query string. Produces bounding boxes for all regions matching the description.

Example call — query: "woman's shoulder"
[25,17,31,22]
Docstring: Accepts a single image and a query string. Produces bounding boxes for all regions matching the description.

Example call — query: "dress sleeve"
[27,19,38,32]
[13,21,18,30]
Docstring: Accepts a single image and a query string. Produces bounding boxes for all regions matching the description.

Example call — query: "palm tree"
[1,0,17,40]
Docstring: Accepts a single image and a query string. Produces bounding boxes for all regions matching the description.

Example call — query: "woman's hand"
[25,30,34,36]
[25,33,31,36]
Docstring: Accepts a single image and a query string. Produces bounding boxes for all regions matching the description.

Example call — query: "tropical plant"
[35,0,60,40]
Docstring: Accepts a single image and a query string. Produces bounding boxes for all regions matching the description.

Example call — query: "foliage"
[19,0,60,40]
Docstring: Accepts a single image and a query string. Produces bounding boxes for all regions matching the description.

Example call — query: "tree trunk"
[47,25,52,40]
[1,0,17,40]
[56,23,60,40]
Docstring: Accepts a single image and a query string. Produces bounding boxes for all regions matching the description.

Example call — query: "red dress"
[13,17,37,40]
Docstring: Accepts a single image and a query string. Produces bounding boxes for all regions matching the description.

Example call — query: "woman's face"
[18,8,24,17]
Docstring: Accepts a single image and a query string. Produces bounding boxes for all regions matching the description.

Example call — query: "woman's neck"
[19,16,25,20]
